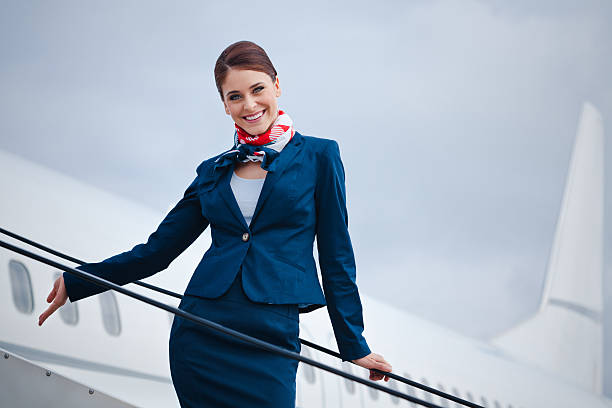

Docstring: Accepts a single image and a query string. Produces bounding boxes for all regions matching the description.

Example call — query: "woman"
[39,40,392,407]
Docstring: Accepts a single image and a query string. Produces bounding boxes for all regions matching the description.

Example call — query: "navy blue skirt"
[169,269,301,408]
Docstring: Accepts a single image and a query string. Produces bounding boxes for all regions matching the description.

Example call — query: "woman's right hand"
[38,275,68,326]
[352,352,393,381]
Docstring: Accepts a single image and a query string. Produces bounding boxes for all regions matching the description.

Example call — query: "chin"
[243,121,272,136]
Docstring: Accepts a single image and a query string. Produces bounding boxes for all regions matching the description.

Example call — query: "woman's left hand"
[351,352,392,381]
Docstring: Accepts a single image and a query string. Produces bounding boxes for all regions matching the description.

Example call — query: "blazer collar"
[209,131,304,229]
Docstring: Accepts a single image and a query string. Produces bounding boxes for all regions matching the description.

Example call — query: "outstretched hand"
[352,352,392,381]
[38,275,68,326]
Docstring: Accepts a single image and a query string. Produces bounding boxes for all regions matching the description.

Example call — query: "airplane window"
[452,387,462,408]
[368,384,379,400]
[8,260,34,314]
[54,272,79,325]
[466,391,474,402]
[99,290,121,336]
[437,383,449,407]
[403,373,417,408]
[388,380,400,405]
[421,378,432,402]
[340,361,355,394]
[480,396,489,407]
[300,347,316,384]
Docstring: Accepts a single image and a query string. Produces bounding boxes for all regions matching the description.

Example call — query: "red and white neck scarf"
[232,109,295,162]
[215,109,295,171]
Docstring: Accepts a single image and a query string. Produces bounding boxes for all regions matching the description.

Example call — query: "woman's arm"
[315,140,372,362]
[315,140,392,380]
[40,173,209,325]
[61,173,209,303]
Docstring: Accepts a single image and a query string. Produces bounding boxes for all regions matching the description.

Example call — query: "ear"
[275,76,281,97]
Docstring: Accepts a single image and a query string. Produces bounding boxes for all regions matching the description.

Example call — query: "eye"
[229,94,241,101]
[253,86,264,93]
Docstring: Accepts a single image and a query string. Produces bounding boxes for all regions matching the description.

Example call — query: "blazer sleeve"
[315,140,372,362]
[63,173,209,302]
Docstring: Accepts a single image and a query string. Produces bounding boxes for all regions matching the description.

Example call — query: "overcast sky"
[1,0,611,396]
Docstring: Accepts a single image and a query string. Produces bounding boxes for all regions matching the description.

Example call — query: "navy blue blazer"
[64,131,371,361]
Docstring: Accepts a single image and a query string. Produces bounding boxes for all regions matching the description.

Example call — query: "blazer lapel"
[250,132,303,226]
[207,132,303,230]
[210,162,250,230]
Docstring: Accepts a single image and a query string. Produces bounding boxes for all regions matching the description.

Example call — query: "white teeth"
[245,111,264,120]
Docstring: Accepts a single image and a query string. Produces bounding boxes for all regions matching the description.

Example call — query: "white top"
[230,172,266,226]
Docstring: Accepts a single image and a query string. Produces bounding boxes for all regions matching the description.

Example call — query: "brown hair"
[214,40,278,100]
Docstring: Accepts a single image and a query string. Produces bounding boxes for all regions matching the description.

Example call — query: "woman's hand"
[351,352,392,381]
[38,275,68,326]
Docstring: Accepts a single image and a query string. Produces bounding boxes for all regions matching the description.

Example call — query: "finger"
[38,302,60,326]
[375,361,392,372]
[46,283,58,303]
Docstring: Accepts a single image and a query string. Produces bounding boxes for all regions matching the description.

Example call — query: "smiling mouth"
[243,110,265,122]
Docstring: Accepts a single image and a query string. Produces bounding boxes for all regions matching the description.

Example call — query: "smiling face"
[221,68,282,136]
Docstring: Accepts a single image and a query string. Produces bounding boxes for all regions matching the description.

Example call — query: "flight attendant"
[39,40,393,407]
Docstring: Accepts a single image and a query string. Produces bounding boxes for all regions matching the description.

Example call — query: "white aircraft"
[0,102,608,408]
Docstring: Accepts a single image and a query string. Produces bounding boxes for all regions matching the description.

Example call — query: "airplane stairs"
[0,346,136,407]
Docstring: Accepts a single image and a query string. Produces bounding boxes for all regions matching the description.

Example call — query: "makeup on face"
[222,69,280,136]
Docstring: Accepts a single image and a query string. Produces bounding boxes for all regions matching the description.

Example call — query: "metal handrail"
[0,227,484,408]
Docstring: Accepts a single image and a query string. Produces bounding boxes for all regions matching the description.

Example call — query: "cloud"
[1,0,611,357]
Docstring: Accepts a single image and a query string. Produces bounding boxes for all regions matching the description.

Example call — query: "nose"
[243,94,258,112]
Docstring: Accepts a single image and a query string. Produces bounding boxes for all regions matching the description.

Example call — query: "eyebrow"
[225,82,264,97]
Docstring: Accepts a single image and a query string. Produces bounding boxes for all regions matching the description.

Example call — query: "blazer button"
[242,232,250,242]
